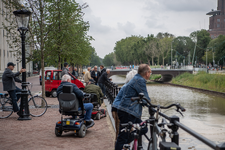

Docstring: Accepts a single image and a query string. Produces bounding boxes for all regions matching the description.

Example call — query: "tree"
[103,52,115,66]
[90,47,101,66]
[190,29,211,63]
[159,37,173,66]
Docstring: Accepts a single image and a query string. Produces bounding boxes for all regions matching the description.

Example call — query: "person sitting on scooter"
[84,79,104,105]
[57,74,94,126]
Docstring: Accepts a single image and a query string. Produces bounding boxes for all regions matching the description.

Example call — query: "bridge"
[108,69,193,82]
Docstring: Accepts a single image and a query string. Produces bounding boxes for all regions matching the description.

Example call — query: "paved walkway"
[0,97,115,150]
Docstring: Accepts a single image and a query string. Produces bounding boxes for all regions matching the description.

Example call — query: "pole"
[18,29,31,120]
[171,42,173,69]
[206,49,208,73]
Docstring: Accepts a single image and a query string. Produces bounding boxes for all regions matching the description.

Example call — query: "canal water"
[111,75,225,150]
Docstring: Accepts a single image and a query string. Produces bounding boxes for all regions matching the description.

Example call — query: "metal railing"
[104,80,225,150]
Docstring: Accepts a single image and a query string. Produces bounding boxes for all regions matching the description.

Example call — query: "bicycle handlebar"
[131,94,185,112]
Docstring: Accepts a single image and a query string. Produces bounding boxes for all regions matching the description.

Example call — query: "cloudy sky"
[76,0,217,58]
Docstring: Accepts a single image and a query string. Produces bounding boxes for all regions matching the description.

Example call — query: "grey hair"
[61,74,71,82]
[106,69,110,72]
[125,70,137,83]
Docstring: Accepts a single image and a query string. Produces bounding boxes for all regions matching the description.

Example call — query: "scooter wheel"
[78,124,86,138]
[96,112,101,120]
[55,128,62,137]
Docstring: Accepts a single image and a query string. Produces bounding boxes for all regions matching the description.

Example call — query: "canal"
[111,75,225,150]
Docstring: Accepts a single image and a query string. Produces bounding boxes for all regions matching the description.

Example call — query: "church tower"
[207,0,225,38]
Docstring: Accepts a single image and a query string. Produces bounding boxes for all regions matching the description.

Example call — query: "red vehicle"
[45,70,85,97]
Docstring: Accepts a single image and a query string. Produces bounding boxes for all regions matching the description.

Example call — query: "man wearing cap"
[2,62,26,113]
[83,79,104,105]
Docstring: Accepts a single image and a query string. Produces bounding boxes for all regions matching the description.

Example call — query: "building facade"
[207,0,225,38]
[0,0,32,73]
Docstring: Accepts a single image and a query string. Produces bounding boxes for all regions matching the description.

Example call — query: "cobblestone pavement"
[0,98,115,150]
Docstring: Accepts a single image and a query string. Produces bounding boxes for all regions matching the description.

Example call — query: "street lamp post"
[13,9,32,120]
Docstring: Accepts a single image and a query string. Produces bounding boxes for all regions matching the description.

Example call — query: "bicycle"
[0,82,48,118]
[121,93,185,150]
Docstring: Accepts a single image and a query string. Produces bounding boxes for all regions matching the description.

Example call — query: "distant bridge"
[108,69,193,82]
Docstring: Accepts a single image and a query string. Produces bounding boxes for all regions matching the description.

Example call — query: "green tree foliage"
[45,0,92,69]
[172,36,195,65]
[103,52,115,66]
[206,35,225,65]
[90,47,101,66]
[190,29,211,63]
[1,0,93,98]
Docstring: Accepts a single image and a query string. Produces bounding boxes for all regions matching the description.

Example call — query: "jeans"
[79,103,93,121]
[8,86,22,112]
[99,83,106,96]
[115,110,148,150]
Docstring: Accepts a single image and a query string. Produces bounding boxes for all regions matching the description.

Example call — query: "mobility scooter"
[84,93,107,120]
[55,85,94,138]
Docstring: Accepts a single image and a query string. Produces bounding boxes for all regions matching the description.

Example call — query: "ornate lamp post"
[13,9,32,120]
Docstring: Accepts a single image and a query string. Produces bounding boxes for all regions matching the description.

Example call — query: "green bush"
[172,72,225,93]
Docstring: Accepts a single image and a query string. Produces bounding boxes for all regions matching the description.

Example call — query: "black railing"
[104,80,225,150]
[104,80,121,104]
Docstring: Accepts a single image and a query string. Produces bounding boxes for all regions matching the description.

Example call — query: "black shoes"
[85,119,95,128]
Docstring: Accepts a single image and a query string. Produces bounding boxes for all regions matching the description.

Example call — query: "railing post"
[169,115,180,145]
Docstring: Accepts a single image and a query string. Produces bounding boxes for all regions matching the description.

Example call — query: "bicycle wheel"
[28,96,47,117]
[0,98,13,119]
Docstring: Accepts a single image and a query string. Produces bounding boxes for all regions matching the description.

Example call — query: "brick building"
[207,0,225,38]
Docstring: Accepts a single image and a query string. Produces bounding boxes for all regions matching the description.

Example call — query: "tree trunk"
[158,57,159,65]
[40,0,45,99]
[152,57,154,66]
[163,57,165,66]
[148,59,150,66]
[58,55,61,69]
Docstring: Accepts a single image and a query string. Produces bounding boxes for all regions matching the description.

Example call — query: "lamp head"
[13,9,31,30]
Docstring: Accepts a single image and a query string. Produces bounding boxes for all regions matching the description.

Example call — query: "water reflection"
[111,75,225,150]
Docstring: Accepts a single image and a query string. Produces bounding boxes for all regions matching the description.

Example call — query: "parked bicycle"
[0,82,48,118]
[121,93,185,150]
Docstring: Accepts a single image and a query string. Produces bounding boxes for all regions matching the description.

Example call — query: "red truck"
[45,70,85,97]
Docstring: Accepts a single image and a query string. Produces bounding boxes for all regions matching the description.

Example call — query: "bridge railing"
[104,80,225,150]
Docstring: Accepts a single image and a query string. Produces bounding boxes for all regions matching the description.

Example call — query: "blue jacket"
[112,84,127,109]
[117,74,151,118]
[57,81,84,107]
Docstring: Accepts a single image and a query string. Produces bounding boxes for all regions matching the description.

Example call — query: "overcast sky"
[76,0,217,58]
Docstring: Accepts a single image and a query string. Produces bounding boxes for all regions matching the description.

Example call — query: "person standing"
[112,70,137,146]
[91,66,101,85]
[115,64,151,150]
[98,69,110,98]
[72,67,79,79]
[84,67,92,85]
[100,65,106,76]
[2,62,26,114]
[61,62,69,77]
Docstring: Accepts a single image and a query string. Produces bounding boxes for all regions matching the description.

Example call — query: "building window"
[217,24,220,28]
[217,19,220,22]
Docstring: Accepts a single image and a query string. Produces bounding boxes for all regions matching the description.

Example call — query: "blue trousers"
[79,103,93,121]
[8,86,21,112]
[99,83,106,96]
[115,110,148,150]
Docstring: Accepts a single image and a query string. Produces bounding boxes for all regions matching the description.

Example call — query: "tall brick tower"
[207,0,225,38]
